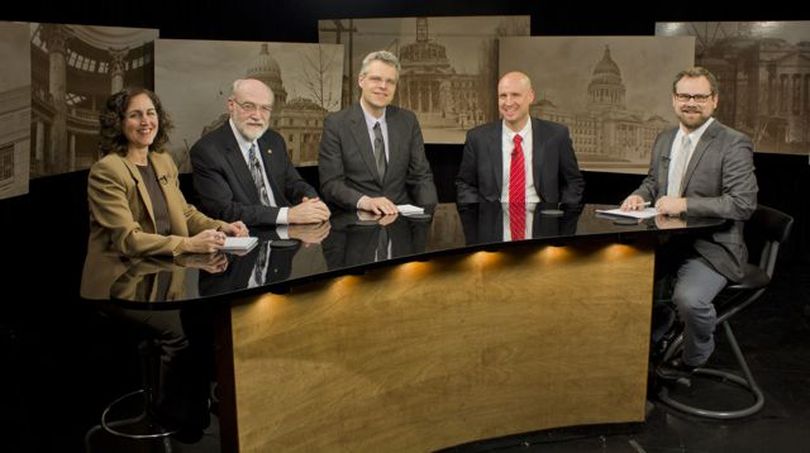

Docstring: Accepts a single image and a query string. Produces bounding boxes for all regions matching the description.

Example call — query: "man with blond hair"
[319,50,437,214]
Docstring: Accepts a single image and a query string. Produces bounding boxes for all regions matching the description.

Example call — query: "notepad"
[221,236,259,252]
[397,204,424,216]
[595,207,658,220]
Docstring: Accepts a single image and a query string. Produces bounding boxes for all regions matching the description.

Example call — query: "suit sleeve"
[455,129,481,204]
[404,114,438,207]
[632,134,665,203]
[557,127,585,206]
[318,114,366,210]
[190,140,282,226]
[686,133,757,220]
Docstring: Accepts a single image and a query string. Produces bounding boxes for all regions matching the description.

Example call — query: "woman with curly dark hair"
[87,87,248,257]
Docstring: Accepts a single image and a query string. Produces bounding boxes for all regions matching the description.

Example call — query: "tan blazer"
[87,151,227,257]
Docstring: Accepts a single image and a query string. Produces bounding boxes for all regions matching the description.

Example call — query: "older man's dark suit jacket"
[318,103,438,210]
[190,123,317,226]
[632,119,758,281]
[455,118,584,206]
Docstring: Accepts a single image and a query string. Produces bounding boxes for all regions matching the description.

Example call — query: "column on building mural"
[43,24,69,174]
[109,48,128,94]
[34,120,44,175]
[400,78,409,110]
[69,133,76,171]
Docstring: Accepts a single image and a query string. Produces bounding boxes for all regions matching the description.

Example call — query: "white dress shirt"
[229,119,288,224]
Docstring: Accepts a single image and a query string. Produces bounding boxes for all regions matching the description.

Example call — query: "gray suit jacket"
[455,118,584,206]
[318,103,438,210]
[632,119,758,281]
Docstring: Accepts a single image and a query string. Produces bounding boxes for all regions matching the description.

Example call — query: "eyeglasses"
[364,75,397,87]
[232,99,272,115]
[674,92,714,104]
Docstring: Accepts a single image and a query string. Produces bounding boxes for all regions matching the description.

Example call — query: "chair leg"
[100,340,178,439]
[657,321,764,419]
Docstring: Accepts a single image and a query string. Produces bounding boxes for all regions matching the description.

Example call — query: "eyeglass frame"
[362,74,398,87]
[231,98,273,115]
[673,92,715,104]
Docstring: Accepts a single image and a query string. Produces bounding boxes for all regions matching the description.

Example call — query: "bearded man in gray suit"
[318,50,437,215]
[621,67,758,379]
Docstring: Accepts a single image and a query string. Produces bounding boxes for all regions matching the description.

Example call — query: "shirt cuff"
[276,207,289,224]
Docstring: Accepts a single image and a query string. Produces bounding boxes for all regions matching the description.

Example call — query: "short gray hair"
[359,50,401,78]
[230,78,275,105]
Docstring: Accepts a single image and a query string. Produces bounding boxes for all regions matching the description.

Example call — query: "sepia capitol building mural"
[531,46,672,172]
[200,43,329,167]
[396,18,486,132]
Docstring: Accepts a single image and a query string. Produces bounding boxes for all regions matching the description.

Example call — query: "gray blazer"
[318,103,438,210]
[632,119,758,281]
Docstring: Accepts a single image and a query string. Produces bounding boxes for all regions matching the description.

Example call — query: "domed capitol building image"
[319,16,530,144]
[156,39,343,171]
[531,46,671,172]
[201,44,331,167]
[500,36,695,174]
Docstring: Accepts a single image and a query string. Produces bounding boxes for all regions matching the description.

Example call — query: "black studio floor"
[3,263,809,453]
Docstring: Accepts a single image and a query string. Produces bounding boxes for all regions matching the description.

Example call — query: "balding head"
[499,71,533,91]
[498,71,535,132]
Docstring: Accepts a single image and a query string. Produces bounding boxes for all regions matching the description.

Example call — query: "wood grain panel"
[230,242,654,452]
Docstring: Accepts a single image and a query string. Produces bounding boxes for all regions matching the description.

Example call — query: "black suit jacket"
[458,202,580,246]
[190,123,317,226]
[318,103,438,210]
[455,118,584,206]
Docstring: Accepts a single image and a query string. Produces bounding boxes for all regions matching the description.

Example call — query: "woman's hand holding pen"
[184,228,227,254]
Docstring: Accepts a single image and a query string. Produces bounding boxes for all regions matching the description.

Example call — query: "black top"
[80,203,725,307]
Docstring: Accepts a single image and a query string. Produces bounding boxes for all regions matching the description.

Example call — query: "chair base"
[656,321,764,420]
[657,368,764,419]
[101,389,177,439]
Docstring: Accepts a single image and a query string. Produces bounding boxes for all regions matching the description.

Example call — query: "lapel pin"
[266,147,272,154]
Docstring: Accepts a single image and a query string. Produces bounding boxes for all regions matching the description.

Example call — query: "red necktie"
[509,134,526,240]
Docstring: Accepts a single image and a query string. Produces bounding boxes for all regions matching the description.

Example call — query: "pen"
[641,201,651,207]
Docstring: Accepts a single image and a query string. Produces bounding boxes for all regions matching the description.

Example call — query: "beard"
[236,123,268,142]
[677,107,711,131]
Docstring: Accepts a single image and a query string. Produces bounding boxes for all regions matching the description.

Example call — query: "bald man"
[191,78,329,226]
[456,71,584,207]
